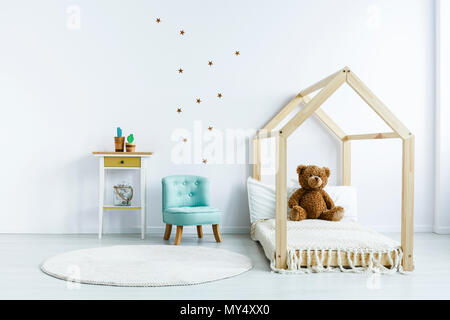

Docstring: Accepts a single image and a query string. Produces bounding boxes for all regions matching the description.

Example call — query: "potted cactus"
[126,134,136,152]
[114,127,125,152]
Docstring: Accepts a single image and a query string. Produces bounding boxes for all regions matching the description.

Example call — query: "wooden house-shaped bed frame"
[252,67,415,271]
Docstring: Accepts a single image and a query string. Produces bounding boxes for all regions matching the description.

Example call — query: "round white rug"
[41,245,252,287]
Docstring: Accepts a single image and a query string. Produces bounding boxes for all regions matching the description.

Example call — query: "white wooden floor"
[1,232,449,300]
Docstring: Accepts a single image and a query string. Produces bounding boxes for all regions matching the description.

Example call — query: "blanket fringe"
[271,247,405,274]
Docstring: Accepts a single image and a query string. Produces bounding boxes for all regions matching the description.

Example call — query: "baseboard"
[369,224,433,233]
[433,225,450,234]
[0,224,436,234]
[67,226,252,235]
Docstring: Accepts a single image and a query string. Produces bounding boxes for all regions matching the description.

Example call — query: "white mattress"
[251,219,403,273]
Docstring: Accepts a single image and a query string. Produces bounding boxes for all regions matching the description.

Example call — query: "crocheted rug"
[252,219,403,274]
[41,245,252,286]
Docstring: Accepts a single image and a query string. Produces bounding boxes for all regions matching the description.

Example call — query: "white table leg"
[140,161,146,240]
[98,157,105,239]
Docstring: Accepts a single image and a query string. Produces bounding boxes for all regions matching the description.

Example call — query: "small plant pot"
[115,137,125,152]
[126,143,136,152]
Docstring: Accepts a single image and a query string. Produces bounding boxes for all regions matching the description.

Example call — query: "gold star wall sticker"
[156,18,161,23]
[235,50,240,56]
[180,30,185,35]
[196,98,201,104]
[217,93,223,98]
[208,61,213,66]
[178,68,183,74]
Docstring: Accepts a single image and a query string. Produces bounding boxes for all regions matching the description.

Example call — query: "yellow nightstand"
[92,152,153,239]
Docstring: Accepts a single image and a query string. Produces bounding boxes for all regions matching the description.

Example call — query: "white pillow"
[247,177,276,223]
[324,186,358,221]
[247,177,357,223]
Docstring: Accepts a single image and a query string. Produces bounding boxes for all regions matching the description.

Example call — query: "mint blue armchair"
[161,175,222,245]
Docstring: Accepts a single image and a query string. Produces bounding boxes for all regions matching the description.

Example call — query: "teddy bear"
[288,165,344,221]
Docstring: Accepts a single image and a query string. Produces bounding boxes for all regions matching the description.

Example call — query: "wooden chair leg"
[163,224,172,240]
[212,224,222,243]
[174,226,183,245]
[196,225,203,238]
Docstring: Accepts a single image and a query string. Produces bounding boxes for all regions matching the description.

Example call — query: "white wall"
[434,0,450,234]
[0,0,435,233]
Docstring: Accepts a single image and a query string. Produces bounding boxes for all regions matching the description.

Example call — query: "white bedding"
[251,219,403,273]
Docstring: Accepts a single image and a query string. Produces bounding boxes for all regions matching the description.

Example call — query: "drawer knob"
[120,160,124,164]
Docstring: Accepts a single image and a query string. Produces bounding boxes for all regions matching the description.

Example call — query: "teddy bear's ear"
[297,165,307,175]
[323,167,331,177]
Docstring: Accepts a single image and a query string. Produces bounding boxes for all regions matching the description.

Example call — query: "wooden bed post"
[275,132,287,269]
[342,140,351,186]
[252,137,261,181]
[402,136,415,271]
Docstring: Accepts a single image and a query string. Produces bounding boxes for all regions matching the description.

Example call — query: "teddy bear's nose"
[314,177,319,181]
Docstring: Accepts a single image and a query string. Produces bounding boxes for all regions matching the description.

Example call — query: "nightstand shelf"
[103,205,143,210]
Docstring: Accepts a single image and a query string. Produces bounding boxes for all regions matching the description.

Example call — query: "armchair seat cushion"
[164,206,221,215]
[163,208,221,226]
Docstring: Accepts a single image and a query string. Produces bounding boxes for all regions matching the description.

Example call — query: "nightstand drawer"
[104,157,141,167]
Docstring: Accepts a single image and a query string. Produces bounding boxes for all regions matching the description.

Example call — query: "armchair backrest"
[162,175,210,210]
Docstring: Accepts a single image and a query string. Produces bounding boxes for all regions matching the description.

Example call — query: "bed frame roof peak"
[258,66,413,141]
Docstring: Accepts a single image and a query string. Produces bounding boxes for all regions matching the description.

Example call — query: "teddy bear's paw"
[319,207,344,221]
[333,208,344,221]
[289,206,307,221]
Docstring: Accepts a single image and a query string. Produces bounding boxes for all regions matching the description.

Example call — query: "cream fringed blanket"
[251,219,403,274]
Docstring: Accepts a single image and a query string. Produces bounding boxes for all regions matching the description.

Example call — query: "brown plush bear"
[288,165,344,221]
